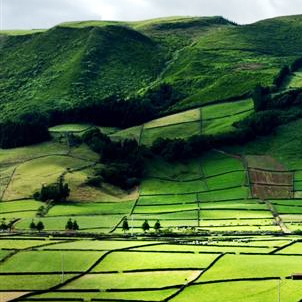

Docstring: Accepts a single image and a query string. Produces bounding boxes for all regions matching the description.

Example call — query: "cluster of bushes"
[83,128,144,190]
[34,178,70,202]
[65,218,79,231]
[0,113,50,149]
[273,65,290,88]
[30,220,44,232]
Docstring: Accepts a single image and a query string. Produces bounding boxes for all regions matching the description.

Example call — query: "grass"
[206,171,245,190]
[49,123,92,132]
[201,99,254,119]
[3,155,89,200]
[198,187,249,201]
[0,250,104,272]
[144,108,200,129]
[200,210,272,220]
[43,240,160,250]
[0,274,76,290]
[140,178,207,195]
[198,254,302,281]
[110,125,143,142]
[0,200,44,213]
[286,69,302,89]
[33,288,177,301]
[92,251,218,271]
[0,239,60,249]
[16,215,122,231]
[63,271,199,290]
[173,280,302,302]
[137,194,197,205]
[47,200,134,216]
[276,242,302,254]
[141,121,201,146]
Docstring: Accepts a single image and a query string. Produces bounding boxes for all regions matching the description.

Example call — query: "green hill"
[2,15,302,124]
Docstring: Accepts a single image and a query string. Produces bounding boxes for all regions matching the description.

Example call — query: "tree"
[142,220,150,233]
[0,218,7,231]
[72,220,79,231]
[65,218,73,231]
[36,221,44,232]
[30,220,36,232]
[154,220,161,233]
[122,218,130,234]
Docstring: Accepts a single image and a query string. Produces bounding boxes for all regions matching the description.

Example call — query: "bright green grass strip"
[276,242,302,254]
[294,170,302,181]
[294,181,302,191]
[64,271,199,290]
[0,274,76,291]
[137,194,197,205]
[133,244,272,254]
[141,121,201,146]
[92,252,217,272]
[49,123,92,132]
[134,203,198,214]
[47,201,134,216]
[199,218,274,226]
[172,280,302,302]
[203,111,252,136]
[33,288,177,301]
[0,239,60,249]
[198,187,249,201]
[110,125,142,142]
[200,210,272,219]
[200,200,267,210]
[43,240,159,250]
[275,205,302,214]
[197,254,302,282]
[145,157,202,181]
[201,99,254,120]
[201,152,244,176]
[144,108,200,129]
[132,210,198,220]
[0,200,44,213]
[199,225,280,232]
[140,178,207,195]
[0,250,104,272]
[16,215,122,231]
[0,211,38,219]
[206,171,245,190]
[271,199,302,206]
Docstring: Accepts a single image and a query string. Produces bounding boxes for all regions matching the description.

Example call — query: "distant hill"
[1,15,302,124]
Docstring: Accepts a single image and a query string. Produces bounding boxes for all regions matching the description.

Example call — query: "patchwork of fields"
[0,235,302,301]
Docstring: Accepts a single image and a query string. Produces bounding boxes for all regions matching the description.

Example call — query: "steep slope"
[1,15,302,124]
[0,25,165,122]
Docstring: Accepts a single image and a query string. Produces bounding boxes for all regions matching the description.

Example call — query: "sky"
[1,0,302,30]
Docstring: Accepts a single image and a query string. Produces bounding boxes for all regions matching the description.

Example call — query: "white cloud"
[1,0,302,30]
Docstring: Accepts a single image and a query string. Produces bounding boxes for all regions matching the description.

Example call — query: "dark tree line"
[0,113,50,149]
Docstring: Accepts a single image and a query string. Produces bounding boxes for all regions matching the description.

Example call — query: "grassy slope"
[3,15,302,123]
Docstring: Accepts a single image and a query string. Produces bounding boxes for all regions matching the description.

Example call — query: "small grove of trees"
[0,218,17,232]
[273,65,290,89]
[34,178,70,203]
[29,220,45,232]
[141,220,162,233]
[65,218,79,231]
[291,57,302,72]
[83,128,144,190]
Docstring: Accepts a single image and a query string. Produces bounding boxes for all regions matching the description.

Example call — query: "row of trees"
[122,218,161,233]
[29,219,79,232]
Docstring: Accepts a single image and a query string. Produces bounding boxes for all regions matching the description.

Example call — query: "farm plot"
[2,155,91,201]
[197,254,302,281]
[49,123,92,133]
[172,279,302,302]
[276,242,302,254]
[141,121,201,146]
[286,69,302,89]
[0,250,104,272]
[92,251,218,272]
[246,156,294,199]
